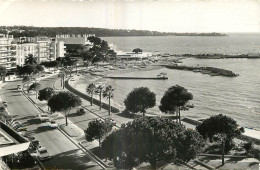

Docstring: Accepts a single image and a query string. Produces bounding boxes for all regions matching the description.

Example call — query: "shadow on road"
[73,117,97,125]
[7,88,18,91]
[11,94,22,96]
[67,112,80,117]
[26,118,42,126]
[14,115,37,121]
[36,126,53,133]
[43,149,98,170]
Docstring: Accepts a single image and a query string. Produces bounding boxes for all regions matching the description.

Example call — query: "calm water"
[103,33,260,55]
[99,34,260,129]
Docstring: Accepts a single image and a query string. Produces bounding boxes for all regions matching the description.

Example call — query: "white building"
[0,34,17,70]
[16,37,66,65]
[56,34,95,45]
[16,43,37,66]
[50,39,66,59]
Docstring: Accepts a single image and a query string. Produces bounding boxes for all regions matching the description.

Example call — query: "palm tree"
[103,85,114,115]
[95,85,103,110]
[86,83,96,106]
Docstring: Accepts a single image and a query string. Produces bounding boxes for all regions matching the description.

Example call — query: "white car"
[48,120,58,128]
[17,84,23,91]
[104,118,116,126]
[39,114,49,122]
[37,147,51,160]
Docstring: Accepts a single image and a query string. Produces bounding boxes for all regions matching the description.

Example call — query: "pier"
[106,76,168,80]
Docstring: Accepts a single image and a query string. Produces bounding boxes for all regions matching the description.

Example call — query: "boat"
[209,73,219,76]
[201,70,211,74]
[160,72,167,75]
[193,69,202,73]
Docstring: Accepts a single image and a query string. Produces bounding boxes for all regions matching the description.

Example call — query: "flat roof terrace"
[0,121,30,157]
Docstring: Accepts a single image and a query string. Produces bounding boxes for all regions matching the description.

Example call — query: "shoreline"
[68,75,260,144]
[166,54,260,59]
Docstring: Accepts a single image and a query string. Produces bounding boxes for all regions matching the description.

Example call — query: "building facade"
[0,34,17,70]
[56,34,95,45]
[16,36,66,66]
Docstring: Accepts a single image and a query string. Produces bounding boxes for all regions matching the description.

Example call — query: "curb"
[194,160,215,170]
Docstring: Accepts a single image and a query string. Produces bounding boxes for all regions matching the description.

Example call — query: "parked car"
[31,140,40,148]
[37,147,51,160]
[104,118,116,126]
[77,108,86,115]
[48,120,58,128]
[2,101,7,107]
[39,114,49,122]
[17,84,23,91]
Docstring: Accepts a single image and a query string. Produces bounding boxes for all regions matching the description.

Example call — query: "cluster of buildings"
[0,34,66,70]
[0,33,95,71]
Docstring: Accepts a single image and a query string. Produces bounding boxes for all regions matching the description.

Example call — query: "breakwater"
[172,54,260,59]
[163,65,238,77]
[106,76,168,80]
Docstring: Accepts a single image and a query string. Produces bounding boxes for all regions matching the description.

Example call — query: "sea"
[100,33,260,129]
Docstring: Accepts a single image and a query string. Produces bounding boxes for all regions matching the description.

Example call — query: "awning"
[0,142,30,157]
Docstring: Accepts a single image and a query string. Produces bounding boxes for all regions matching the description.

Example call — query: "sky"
[0,0,260,33]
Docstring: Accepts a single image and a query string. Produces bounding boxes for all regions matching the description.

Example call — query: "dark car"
[2,101,7,107]
[77,108,86,115]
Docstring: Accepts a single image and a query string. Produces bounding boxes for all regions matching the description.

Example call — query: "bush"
[243,141,253,153]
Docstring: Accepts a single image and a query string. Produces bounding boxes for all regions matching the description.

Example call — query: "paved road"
[0,78,101,170]
[41,75,101,131]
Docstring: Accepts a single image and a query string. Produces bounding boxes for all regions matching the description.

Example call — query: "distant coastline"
[171,32,227,36]
[0,26,227,37]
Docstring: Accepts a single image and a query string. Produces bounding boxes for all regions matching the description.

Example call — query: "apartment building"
[56,34,95,45]
[0,34,17,70]
[17,37,66,64]
[16,43,37,66]
[50,39,66,59]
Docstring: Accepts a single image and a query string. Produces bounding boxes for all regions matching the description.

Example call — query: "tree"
[38,87,55,101]
[25,54,37,65]
[95,85,103,110]
[102,117,204,169]
[23,65,36,76]
[124,87,156,116]
[84,119,112,147]
[28,82,41,99]
[103,85,114,115]
[81,51,93,66]
[41,61,58,70]
[0,66,7,82]
[36,64,44,72]
[196,114,244,165]
[35,64,44,77]
[87,36,101,46]
[159,85,193,124]
[86,83,96,106]
[48,91,82,126]
[132,48,142,53]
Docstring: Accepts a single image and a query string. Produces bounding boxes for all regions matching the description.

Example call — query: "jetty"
[106,76,168,80]
[162,65,238,77]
